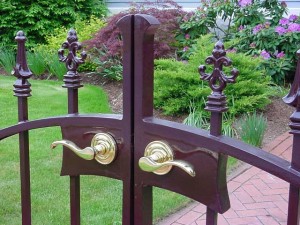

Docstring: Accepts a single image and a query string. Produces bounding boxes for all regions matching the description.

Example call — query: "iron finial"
[58,29,87,89]
[12,30,32,97]
[199,40,239,112]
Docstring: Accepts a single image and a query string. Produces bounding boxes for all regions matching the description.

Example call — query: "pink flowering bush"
[238,0,252,7]
[176,0,287,59]
[175,8,214,59]
[259,49,293,84]
[176,0,297,83]
[276,15,300,34]
[260,50,271,59]
[178,0,286,40]
[234,13,300,83]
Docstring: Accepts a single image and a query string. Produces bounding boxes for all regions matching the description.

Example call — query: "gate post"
[133,14,159,225]
[117,14,135,225]
[283,50,300,225]
[12,31,32,225]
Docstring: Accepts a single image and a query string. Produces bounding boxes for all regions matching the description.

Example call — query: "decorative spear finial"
[58,28,87,88]
[199,40,239,112]
[12,31,32,97]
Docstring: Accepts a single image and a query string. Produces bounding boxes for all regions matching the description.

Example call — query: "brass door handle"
[50,133,117,165]
[138,141,196,177]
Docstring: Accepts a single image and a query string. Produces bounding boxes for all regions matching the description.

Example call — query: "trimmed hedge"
[154,35,272,116]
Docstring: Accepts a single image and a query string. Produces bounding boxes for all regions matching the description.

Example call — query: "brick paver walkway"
[157,132,293,225]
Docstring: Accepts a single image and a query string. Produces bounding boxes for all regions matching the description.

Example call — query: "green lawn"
[0,76,189,225]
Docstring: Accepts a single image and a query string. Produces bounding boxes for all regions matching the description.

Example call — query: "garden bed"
[85,72,294,147]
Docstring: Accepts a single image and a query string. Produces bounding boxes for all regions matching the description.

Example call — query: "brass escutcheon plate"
[91,133,117,165]
[144,141,174,175]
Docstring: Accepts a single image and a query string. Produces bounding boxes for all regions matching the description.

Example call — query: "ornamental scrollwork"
[58,29,87,73]
[199,40,239,95]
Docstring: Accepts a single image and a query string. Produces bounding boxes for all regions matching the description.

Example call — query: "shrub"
[92,49,123,81]
[154,35,272,116]
[182,0,296,84]
[77,60,98,73]
[29,16,106,77]
[234,15,300,84]
[37,16,106,54]
[84,0,187,75]
[175,0,286,55]
[179,0,286,40]
[84,12,126,62]
[0,0,107,47]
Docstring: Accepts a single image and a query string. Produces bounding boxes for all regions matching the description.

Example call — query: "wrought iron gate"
[1,14,300,225]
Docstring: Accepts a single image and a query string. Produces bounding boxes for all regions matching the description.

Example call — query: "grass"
[0,48,15,75]
[46,53,67,80]
[0,76,189,224]
[237,112,267,147]
[27,50,48,76]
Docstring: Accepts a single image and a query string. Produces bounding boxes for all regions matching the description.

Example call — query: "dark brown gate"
[1,14,300,225]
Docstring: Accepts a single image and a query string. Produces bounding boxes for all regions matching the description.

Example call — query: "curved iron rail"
[143,117,300,187]
[0,114,122,140]
[1,113,296,188]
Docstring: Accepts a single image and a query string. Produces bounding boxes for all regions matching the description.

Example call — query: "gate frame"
[0,14,300,225]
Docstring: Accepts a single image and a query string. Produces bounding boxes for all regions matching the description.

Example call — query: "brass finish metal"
[92,133,117,165]
[51,133,117,165]
[139,141,196,176]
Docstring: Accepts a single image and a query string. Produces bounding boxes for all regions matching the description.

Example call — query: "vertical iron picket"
[12,31,33,225]
[58,29,87,225]
[283,50,300,224]
[199,40,239,225]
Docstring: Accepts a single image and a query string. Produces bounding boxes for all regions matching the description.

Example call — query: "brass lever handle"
[51,140,95,160]
[50,133,117,165]
[139,141,196,177]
